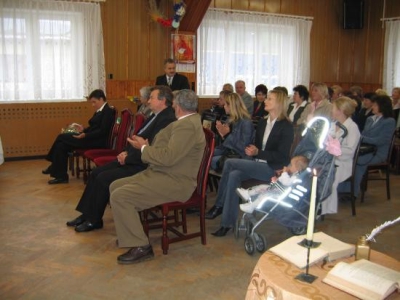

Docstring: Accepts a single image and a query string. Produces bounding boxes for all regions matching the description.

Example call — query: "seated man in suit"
[155,58,190,91]
[66,86,176,232]
[43,89,115,184]
[235,80,254,115]
[110,89,205,264]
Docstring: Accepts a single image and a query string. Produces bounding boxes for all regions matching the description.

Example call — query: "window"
[197,10,312,96]
[0,0,105,101]
[383,19,400,93]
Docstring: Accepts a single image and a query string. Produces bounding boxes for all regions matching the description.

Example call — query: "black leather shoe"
[205,205,223,220]
[211,227,231,237]
[117,245,154,264]
[48,177,69,184]
[75,220,103,232]
[42,165,52,175]
[66,215,85,227]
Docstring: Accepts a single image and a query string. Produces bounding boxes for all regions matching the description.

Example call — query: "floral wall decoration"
[148,0,186,29]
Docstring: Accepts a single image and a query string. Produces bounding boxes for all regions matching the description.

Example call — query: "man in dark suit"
[155,58,190,91]
[43,89,115,184]
[66,86,176,232]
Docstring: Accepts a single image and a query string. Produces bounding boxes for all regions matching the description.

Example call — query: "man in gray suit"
[109,89,205,264]
[235,80,254,115]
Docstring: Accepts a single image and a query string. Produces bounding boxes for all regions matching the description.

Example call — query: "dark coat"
[287,101,308,125]
[254,118,294,170]
[155,73,190,91]
[356,108,374,132]
[125,106,176,165]
[252,101,267,118]
[361,116,396,162]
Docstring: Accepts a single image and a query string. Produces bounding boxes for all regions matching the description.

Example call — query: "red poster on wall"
[172,33,196,63]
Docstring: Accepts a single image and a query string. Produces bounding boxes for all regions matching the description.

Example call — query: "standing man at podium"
[155,58,190,91]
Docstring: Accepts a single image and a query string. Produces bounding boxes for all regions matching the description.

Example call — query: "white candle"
[306,169,317,241]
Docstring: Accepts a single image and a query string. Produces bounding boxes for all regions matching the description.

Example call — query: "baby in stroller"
[237,155,309,213]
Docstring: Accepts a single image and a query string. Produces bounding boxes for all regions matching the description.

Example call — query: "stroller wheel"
[244,236,256,255]
[245,219,253,236]
[290,226,306,236]
[255,233,267,253]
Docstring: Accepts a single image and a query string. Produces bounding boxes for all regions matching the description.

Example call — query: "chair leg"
[200,201,206,245]
[182,209,187,233]
[83,158,87,183]
[162,211,169,255]
[83,158,91,184]
[142,210,150,237]
[350,180,356,216]
[75,155,80,178]
[360,172,368,203]
[69,152,75,176]
[351,196,356,216]
[386,168,390,200]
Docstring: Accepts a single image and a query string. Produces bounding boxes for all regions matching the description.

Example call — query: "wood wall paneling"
[0,103,92,158]
[3,0,400,158]
[179,0,212,32]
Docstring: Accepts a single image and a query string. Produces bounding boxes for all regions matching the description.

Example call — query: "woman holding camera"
[210,92,254,172]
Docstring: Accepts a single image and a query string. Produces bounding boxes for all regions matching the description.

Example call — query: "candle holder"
[295,239,321,284]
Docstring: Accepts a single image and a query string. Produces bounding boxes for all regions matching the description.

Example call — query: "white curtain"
[0,0,105,101]
[197,9,312,96]
[383,20,400,92]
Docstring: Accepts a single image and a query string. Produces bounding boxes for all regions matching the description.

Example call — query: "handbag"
[359,143,377,156]
[215,149,241,173]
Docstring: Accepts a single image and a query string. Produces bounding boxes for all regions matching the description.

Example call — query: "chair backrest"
[385,132,396,164]
[132,113,147,135]
[106,107,119,149]
[196,128,216,197]
[114,109,134,153]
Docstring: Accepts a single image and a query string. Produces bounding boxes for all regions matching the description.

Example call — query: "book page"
[269,235,328,269]
[351,259,400,286]
[324,260,400,299]
[313,232,355,261]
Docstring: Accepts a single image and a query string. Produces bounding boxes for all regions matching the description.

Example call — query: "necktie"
[138,114,156,135]
[167,76,172,86]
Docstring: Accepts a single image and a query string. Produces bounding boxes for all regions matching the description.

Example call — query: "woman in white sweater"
[321,97,360,215]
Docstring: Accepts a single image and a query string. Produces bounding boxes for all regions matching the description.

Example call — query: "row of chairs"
[68,108,146,183]
[70,112,216,255]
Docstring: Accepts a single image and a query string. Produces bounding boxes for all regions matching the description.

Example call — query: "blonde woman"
[322,97,360,215]
[296,82,332,126]
[211,92,254,171]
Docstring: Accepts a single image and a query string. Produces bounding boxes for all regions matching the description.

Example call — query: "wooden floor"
[0,159,399,299]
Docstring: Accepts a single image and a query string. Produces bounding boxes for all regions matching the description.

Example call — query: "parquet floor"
[0,159,399,299]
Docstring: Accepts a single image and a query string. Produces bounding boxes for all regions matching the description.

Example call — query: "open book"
[269,232,355,269]
[323,259,400,300]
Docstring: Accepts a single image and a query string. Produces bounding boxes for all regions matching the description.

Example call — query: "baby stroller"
[235,117,348,255]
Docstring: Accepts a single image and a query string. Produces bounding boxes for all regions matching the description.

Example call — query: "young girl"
[238,155,309,213]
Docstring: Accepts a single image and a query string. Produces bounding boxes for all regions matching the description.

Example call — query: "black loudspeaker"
[343,0,364,29]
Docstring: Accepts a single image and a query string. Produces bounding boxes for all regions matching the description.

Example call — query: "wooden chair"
[90,112,146,169]
[82,109,134,182]
[339,139,362,216]
[360,132,396,203]
[141,128,215,255]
